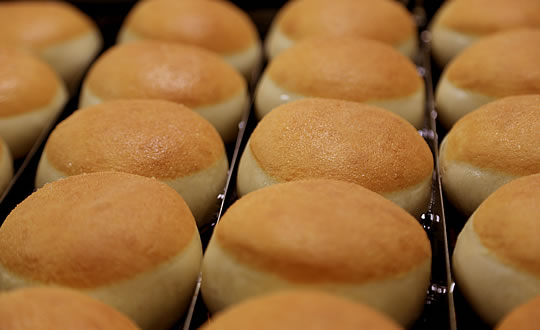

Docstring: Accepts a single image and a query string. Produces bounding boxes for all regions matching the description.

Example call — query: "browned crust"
[496,295,540,330]
[443,95,540,175]
[0,172,197,288]
[0,287,140,330]
[84,40,246,108]
[437,0,540,35]
[123,0,258,54]
[267,36,421,101]
[276,0,414,45]
[216,179,431,283]
[0,1,97,49]
[445,29,540,97]
[45,99,225,179]
[474,174,540,276]
[250,98,433,193]
[0,47,60,116]
[201,290,403,330]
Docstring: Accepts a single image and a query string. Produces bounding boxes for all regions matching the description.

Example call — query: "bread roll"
[0,172,203,330]
[200,290,403,330]
[255,36,425,128]
[118,0,261,78]
[453,174,540,325]
[265,0,417,59]
[440,95,540,216]
[0,46,68,158]
[0,137,13,195]
[435,28,540,128]
[80,40,248,142]
[496,295,540,330]
[201,179,432,326]
[0,1,102,92]
[431,0,540,66]
[36,99,228,225]
[0,287,140,330]
[238,98,433,216]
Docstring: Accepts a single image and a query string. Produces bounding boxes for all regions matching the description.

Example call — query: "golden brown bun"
[453,174,540,325]
[435,28,540,128]
[430,0,540,66]
[239,98,433,215]
[37,99,228,224]
[0,137,13,195]
[256,36,425,127]
[0,46,68,158]
[0,172,202,330]
[200,290,403,330]
[202,179,431,326]
[266,0,416,59]
[440,95,540,215]
[119,0,258,53]
[80,40,248,142]
[0,1,102,91]
[0,287,140,330]
[496,295,540,330]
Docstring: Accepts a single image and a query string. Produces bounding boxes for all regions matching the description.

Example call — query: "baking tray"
[0,1,463,329]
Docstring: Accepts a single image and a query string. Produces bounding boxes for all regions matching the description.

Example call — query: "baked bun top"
[216,179,431,283]
[443,95,540,175]
[496,295,540,330]
[200,290,403,330]
[473,174,540,276]
[0,1,97,49]
[0,172,197,288]
[445,29,540,97]
[250,98,433,193]
[0,287,140,330]
[84,40,246,108]
[122,0,258,54]
[436,0,540,35]
[266,36,421,101]
[45,99,225,179]
[273,0,414,46]
[0,46,63,117]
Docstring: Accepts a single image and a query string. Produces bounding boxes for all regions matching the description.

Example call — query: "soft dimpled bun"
[431,0,540,66]
[0,46,68,158]
[255,36,424,128]
[439,95,540,216]
[201,179,432,326]
[496,295,540,330]
[118,0,261,78]
[0,137,13,195]
[36,99,228,225]
[0,172,203,330]
[0,1,102,91]
[0,287,140,330]
[200,290,403,330]
[435,28,540,128]
[265,0,417,59]
[238,98,433,216]
[453,174,540,325]
[80,40,248,142]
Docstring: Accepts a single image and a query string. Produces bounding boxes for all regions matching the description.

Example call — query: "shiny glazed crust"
[0,287,140,330]
[200,290,403,330]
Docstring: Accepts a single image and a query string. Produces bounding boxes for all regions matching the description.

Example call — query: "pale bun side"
[0,287,140,330]
[0,138,13,195]
[237,140,432,216]
[200,290,403,330]
[0,86,67,158]
[496,295,540,330]
[453,219,540,325]
[255,74,425,128]
[435,76,495,128]
[430,21,479,67]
